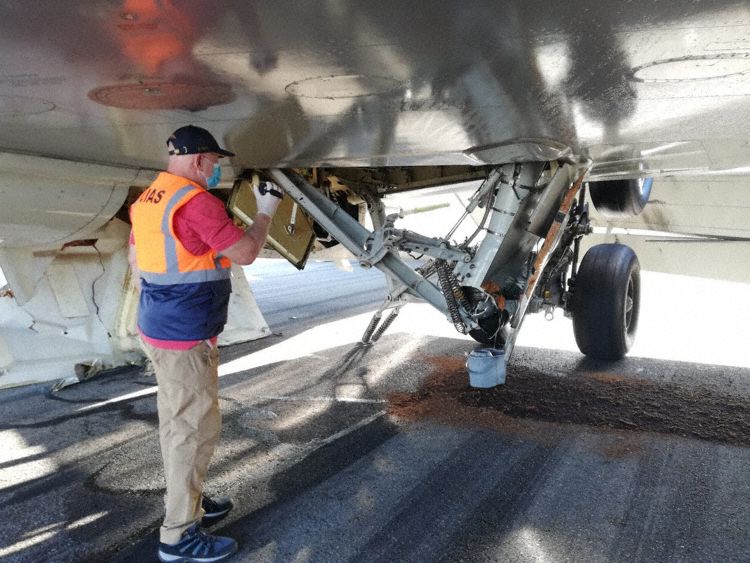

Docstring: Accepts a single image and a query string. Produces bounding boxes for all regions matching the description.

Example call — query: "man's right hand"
[254,181,284,218]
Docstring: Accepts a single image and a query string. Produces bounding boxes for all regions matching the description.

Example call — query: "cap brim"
[215,148,235,158]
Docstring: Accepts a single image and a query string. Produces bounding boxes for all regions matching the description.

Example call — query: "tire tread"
[572,244,640,360]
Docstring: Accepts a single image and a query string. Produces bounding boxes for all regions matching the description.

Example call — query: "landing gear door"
[227,177,316,270]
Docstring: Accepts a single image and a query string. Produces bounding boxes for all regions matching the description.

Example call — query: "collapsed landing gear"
[571,243,640,360]
[268,164,648,373]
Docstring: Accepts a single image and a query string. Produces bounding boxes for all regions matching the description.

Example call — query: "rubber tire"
[588,177,652,219]
[572,244,640,360]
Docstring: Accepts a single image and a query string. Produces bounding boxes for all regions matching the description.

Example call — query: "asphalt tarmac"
[2,260,750,562]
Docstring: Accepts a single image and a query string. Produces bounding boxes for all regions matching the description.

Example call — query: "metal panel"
[46,263,89,318]
[0,153,136,248]
[228,178,316,269]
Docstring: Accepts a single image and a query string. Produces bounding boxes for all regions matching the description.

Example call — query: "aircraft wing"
[0,1,749,173]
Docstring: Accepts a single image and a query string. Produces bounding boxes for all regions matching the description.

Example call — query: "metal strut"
[502,164,591,359]
[268,169,450,318]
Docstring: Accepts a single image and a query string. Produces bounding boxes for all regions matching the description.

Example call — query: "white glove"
[253,181,284,218]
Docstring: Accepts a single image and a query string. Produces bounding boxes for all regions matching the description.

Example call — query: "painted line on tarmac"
[76,387,156,412]
[314,410,388,448]
[77,390,387,413]
[257,395,387,404]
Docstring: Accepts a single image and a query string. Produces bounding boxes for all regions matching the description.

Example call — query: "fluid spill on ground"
[389,356,750,447]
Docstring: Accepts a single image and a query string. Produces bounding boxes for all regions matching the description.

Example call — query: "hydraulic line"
[447,168,502,243]
[415,259,438,279]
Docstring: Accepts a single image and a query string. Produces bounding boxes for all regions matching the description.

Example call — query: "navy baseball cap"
[167,125,235,157]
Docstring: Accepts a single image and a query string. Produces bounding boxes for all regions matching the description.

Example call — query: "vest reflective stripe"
[162,185,196,275]
[141,268,231,285]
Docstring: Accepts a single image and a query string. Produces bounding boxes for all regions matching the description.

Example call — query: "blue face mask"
[205,163,222,188]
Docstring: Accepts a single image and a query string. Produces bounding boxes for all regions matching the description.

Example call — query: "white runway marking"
[257,395,387,404]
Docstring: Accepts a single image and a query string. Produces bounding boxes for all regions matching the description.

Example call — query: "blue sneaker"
[157,523,237,562]
[201,495,233,526]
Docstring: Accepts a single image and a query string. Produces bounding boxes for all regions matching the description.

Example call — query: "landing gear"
[571,243,640,360]
[588,177,652,219]
[268,163,647,370]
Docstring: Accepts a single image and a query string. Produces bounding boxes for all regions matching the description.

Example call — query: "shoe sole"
[201,509,231,527]
[202,498,233,520]
[202,501,233,526]
[203,507,231,518]
[158,542,238,562]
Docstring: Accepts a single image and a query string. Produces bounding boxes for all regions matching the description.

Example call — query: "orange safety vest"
[130,172,232,340]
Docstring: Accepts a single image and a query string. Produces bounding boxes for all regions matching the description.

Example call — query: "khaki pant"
[140,338,221,545]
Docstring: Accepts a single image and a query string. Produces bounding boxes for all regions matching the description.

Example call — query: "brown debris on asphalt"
[388,356,750,447]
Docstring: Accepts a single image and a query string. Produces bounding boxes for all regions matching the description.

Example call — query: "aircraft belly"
[0,2,748,173]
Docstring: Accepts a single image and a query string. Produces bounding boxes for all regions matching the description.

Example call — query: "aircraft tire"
[588,177,652,219]
[572,243,640,360]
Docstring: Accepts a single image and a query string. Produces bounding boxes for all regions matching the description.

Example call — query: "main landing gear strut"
[268,162,646,377]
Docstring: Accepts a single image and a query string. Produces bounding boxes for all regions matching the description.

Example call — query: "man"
[129,125,283,562]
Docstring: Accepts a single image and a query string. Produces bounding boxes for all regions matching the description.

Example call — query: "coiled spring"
[436,259,470,334]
